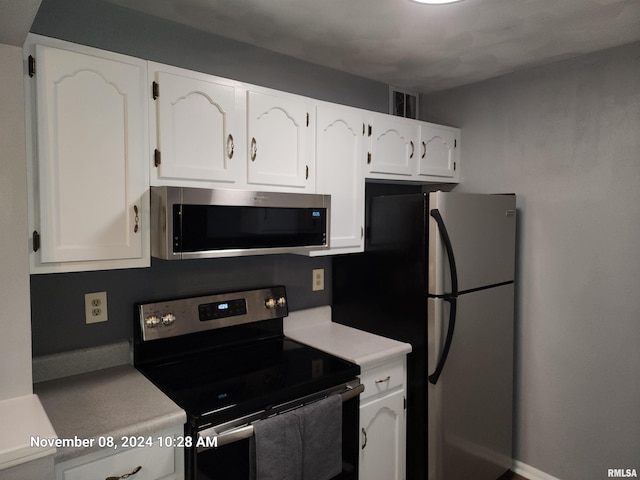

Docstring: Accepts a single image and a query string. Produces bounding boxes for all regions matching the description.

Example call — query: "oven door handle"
[197,382,364,451]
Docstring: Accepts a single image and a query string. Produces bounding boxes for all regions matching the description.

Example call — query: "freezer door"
[428,284,514,480]
[428,192,516,296]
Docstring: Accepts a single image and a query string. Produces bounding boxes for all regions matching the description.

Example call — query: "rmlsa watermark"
[608,469,638,478]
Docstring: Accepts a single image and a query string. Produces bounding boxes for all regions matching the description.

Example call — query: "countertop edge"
[34,364,186,463]
[0,394,57,471]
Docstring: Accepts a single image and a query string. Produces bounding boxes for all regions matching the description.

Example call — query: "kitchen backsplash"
[30,254,331,356]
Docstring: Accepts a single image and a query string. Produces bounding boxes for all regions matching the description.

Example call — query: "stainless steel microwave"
[150,187,330,260]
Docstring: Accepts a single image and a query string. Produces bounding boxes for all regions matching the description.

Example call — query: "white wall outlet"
[85,291,108,324]
[312,268,325,291]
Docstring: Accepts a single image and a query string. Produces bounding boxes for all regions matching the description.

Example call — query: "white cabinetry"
[54,426,183,480]
[365,112,460,183]
[367,113,419,178]
[247,89,314,192]
[418,122,460,180]
[149,63,244,188]
[359,359,407,480]
[314,102,366,254]
[25,35,149,273]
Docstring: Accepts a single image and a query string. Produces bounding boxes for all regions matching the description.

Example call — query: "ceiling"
[2,0,639,94]
[102,0,640,93]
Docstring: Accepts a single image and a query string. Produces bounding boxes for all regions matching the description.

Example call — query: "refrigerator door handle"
[428,208,459,385]
[428,297,456,385]
[430,208,458,296]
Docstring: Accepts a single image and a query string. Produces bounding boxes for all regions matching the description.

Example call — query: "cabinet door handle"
[375,375,391,384]
[361,427,368,450]
[250,137,257,161]
[421,141,426,159]
[227,134,235,159]
[409,141,415,159]
[106,465,142,480]
[133,205,139,233]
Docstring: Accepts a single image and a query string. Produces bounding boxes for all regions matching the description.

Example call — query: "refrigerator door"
[428,284,514,480]
[428,192,516,296]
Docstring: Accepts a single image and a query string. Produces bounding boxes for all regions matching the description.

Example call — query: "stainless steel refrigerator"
[333,185,516,480]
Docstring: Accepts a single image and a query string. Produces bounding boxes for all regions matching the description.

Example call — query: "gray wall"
[29,0,389,356]
[423,42,640,480]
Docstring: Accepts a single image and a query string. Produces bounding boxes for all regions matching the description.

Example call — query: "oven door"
[186,381,363,480]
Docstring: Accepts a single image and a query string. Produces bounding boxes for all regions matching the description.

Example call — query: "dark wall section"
[31,255,332,356]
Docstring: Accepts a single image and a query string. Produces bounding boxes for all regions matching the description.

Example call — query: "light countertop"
[284,306,411,369]
[34,364,186,463]
[0,394,57,470]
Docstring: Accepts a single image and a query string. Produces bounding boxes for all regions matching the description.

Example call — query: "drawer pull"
[375,375,391,384]
[106,465,142,480]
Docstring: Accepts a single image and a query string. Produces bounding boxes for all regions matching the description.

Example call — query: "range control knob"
[161,313,176,326]
[265,298,276,309]
[276,296,287,307]
[144,315,160,328]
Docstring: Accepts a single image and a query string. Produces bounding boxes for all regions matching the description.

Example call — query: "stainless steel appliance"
[134,286,361,480]
[333,186,516,480]
[151,186,331,260]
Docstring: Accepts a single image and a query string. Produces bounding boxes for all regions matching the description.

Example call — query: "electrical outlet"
[85,291,108,324]
[312,268,325,291]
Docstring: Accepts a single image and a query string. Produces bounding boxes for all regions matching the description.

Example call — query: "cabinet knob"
[250,137,257,161]
[105,465,142,480]
[421,141,426,159]
[409,141,415,159]
[227,134,235,159]
[361,427,368,449]
[375,375,391,384]
[133,205,139,233]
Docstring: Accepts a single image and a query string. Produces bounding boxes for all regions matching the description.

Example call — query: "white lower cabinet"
[358,358,407,480]
[54,427,184,480]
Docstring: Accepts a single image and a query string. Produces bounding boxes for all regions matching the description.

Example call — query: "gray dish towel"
[295,394,343,480]
[252,394,343,480]
[253,411,303,480]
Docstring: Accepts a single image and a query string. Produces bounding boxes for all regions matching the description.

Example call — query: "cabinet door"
[360,389,406,480]
[315,103,365,253]
[367,113,419,177]
[418,124,459,179]
[247,90,312,190]
[151,64,241,185]
[33,44,148,269]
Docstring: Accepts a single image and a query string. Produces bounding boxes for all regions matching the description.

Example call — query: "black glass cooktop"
[138,336,359,426]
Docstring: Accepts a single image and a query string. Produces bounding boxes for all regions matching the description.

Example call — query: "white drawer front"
[359,359,404,401]
[61,442,175,480]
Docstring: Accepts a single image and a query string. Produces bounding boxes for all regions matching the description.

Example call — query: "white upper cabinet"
[26,36,149,273]
[314,102,366,254]
[366,113,420,178]
[418,122,460,180]
[366,112,461,183]
[246,90,314,192]
[149,63,245,188]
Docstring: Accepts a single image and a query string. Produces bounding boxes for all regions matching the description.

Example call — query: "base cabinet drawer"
[55,427,184,480]
[359,359,404,401]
